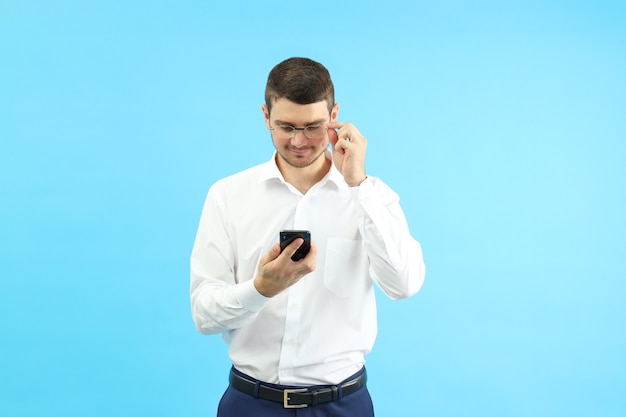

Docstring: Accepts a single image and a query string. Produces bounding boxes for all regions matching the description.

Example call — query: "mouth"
[288,147,311,157]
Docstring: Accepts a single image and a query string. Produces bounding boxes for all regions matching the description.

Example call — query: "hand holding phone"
[279,230,311,261]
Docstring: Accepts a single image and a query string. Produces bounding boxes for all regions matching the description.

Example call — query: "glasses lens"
[274,126,295,139]
[304,125,327,139]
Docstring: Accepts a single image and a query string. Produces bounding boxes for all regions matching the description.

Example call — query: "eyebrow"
[273,118,327,127]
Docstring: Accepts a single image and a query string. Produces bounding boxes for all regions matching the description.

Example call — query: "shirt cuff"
[349,176,372,217]
[233,278,271,313]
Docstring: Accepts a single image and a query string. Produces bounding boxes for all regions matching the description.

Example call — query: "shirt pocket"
[324,238,368,298]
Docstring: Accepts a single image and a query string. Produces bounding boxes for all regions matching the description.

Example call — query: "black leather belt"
[229,367,367,409]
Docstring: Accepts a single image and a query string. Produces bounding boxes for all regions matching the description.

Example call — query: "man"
[190,57,425,416]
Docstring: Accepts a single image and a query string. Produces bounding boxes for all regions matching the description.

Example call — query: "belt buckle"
[283,388,308,408]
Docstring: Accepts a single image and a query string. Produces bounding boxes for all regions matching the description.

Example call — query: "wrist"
[253,275,277,298]
[347,175,367,187]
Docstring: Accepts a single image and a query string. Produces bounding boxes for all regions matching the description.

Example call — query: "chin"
[280,149,324,168]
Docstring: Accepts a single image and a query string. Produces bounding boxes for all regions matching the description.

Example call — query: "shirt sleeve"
[350,177,426,299]
[190,186,271,335]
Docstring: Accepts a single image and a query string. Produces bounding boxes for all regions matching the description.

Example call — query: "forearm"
[352,178,426,299]
[190,277,269,335]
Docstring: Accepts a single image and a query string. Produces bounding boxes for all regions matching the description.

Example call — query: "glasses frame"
[269,123,328,140]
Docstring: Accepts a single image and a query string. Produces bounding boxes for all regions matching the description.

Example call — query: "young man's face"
[263,98,338,169]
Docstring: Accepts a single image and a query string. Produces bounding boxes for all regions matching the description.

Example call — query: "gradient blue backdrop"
[1,1,625,416]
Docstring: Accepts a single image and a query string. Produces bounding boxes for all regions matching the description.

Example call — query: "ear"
[330,103,339,122]
[262,104,271,130]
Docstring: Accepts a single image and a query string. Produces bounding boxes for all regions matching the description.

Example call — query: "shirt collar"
[257,150,345,188]
[258,152,284,183]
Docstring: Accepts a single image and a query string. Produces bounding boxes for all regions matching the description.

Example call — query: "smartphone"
[279,230,311,261]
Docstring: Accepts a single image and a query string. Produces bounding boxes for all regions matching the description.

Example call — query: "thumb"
[261,243,282,265]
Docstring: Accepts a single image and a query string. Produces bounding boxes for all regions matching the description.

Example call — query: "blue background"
[1,1,625,416]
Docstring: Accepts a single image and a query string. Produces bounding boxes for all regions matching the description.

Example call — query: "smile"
[288,147,311,156]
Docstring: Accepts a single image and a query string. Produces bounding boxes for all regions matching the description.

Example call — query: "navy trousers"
[216,368,375,417]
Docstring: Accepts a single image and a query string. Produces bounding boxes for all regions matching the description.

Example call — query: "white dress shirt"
[190,151,425,385]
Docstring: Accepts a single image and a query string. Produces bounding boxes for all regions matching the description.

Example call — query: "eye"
[277,125,294,133]
[306,124,324,134]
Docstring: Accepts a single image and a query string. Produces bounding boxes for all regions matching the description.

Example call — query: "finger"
[327,122,352,141]
[326,121,346,130]
[265,243,280,262]
[333,137,348,153]
[327,122,348,139]
[281,238,304,260]
[327,125,339,147]
[334,126,356,143]
[262,243,281,264]
[298,241,317,271]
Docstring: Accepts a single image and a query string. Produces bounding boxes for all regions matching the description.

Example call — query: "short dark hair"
[265,57,335,114]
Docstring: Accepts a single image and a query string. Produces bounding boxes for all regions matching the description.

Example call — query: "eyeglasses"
[269,124,328,140]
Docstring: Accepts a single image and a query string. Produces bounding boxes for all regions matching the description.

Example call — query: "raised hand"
[327,122,368,187]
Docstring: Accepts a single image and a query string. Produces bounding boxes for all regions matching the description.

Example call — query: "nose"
[290,129,308,147]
